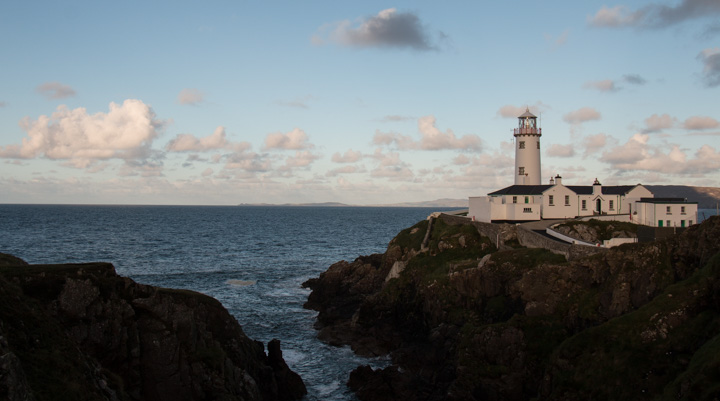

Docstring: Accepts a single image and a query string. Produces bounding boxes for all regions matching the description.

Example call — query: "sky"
[1,0,719,205]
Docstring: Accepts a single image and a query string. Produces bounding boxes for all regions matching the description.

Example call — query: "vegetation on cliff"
[304,215,720,401]
[0,256,306,401]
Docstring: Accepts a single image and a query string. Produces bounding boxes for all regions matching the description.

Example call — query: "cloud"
[282,151,321,169]
[623,74,647,85]
[166,126,250,152]
[0,101,6,108]
[546,144,575,157]
[373,116,482,151]
[683,115,720,130]
[275,96,314,109]
[0,99,165,168]
[496,103,548,118]
[588,0,720,29]
[544,29,569,48]
[331,149,363,163]
[177,88,204,105]
[497,105,528,118]
[643,113,676,133]
[36,82,76,99]
[583,79,617,92]
[223,151,271,173]
[326,165,363,177]
[312,8,442,51]
[416,116,482,150]
[379,115,414,122]
[263,128,313,150]
[201,168,214,177]
[119,159,164,177]
[698,47,720,87]
[563,107,602,124]
[588,6,642,27]
[583,133,609,156]
[601,134,720,175]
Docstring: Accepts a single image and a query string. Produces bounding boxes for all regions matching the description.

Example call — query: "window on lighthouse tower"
[519,141,525,149]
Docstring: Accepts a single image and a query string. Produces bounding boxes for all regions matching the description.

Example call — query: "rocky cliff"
[0,255,306,401]
[304,215,720,401]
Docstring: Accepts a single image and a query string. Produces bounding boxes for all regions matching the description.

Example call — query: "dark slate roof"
[489,184,647,196]
[602,185,639,195]
[488,185,552,196]
[566,186,592,195]
[638,197,697,204]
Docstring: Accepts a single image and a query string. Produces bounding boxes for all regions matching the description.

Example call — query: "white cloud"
[588,6,641,27]
[282,151,321,169]
[313,8,442,51]
[177,88,204,105]
[497,105,527,118]
[563,107,602,124]
[166,126,250,152]
[453,154,470,165]
[373,116,482,151]
[223,151,271,173]
[0,100,164,168]
[600,134,720,175]
[546,144,575,157]
[683,115,719,130]
[583,133,609,156]
[263,128,313,150]
[643,113,676,133]
[331,149,363,163]
[36,82,76,99]
[201,168,214,177]
[583,79,617,92]
[326,165,363,177]
[417,116,482,150]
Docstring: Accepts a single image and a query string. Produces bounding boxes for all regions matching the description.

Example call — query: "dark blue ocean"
[0,204,441,400]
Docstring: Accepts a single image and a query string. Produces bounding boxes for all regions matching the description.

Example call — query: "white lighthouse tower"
[514,108,542,185]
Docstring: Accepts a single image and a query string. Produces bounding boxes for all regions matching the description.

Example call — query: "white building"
[634,198,698,228]
[468,110,698,227]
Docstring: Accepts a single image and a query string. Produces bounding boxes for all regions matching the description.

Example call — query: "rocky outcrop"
[0,256,306,401]
[553,219,637,243]
[304,215,720,401]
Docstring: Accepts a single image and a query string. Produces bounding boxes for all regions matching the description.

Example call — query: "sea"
[0,204,442,401]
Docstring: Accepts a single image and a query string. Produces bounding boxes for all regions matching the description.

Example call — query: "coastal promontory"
[304,215,720,401]
[0,254,306,401]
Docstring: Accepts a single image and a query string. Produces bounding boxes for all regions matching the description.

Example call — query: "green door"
[658,220,663,227]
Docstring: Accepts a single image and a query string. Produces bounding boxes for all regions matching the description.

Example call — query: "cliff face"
[304,215,720,401]
[0,258,306,401]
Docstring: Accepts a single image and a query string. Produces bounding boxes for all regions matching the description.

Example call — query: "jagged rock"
[0,258,306,401]
[306,215,720,401]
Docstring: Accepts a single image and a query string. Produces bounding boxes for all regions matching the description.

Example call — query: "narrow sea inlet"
[0,204,439,400]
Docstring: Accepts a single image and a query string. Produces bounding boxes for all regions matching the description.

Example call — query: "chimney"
[554,174,562,185]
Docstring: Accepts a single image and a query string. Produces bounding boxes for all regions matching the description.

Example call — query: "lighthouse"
[514,108,542,185]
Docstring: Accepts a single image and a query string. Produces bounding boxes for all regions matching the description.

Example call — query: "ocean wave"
[226,279,257,286]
